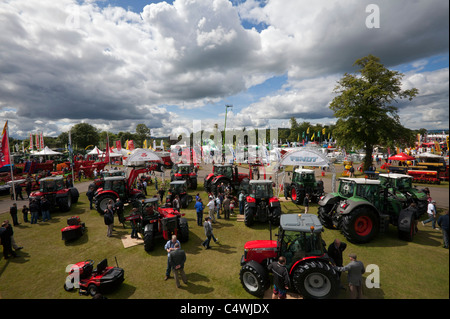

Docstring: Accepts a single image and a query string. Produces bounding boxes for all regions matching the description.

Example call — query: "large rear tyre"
[58,194,72,212]
[178,218,189,242]
[292,260,339,299]
[290,184,304,205]
[95,194,117,214]
[144,228,155,252]
[341,206,379,244]
[239,261,269,297]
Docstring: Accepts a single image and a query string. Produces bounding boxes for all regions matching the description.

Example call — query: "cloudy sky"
[1,0,448,140]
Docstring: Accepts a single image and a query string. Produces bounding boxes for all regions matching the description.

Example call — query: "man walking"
[168,243,188,288]
[422,200,439,230]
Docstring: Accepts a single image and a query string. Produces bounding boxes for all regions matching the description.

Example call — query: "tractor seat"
[95,259,108,274]
[80,263,93,279]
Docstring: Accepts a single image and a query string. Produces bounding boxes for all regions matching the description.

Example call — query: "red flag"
[40,131,44,149]
[0,121,11,168]
[128,140,135,151]
[105,135,110,164]
[116,140,122,151]
[29,132,33,150]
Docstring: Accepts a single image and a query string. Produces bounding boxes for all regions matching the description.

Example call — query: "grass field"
[0,183,448,299]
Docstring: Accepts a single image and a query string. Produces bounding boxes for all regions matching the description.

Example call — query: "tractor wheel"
[292,260,339,299]
[244,204,255,226]
[144,228,155,252]
[318,205,335,229]
[270,206,281,226]
[290,184,304,205]
[398,209,416,242]
[178,218,189,242]
[239,261,269,297]
[190,178,197,190]
[58,194,72,212]
[70,188,79,204]
[95,194,117,214]
[341,206,380,244]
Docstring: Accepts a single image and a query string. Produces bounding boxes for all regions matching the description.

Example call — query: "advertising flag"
[0,121,11,168]
[40,131,44,149]
[29,132,33,150]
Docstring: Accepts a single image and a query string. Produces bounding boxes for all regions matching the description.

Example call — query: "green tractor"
[283,167,324,205]
[378,173,428,216]
[318,178,419,244]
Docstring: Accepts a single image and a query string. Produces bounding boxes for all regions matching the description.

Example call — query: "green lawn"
[0,184,448,299]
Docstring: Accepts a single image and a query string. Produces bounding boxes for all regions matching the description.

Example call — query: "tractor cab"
[277,214,326,268]
[40,176,65,193]
[102,176,127,199]
[292,168,316,184]
[166,180,192,208]
[284,167,324,204]
[248,180,274,200]
[168,180,187,195]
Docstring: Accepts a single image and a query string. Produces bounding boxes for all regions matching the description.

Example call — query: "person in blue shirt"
[194,198,204,226]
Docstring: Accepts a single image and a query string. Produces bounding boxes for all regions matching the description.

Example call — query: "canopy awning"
[388,152,415,161]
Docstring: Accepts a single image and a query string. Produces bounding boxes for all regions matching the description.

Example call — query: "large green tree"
[70,123,100,151]
[330,55,418,170]
[135,123,150,147]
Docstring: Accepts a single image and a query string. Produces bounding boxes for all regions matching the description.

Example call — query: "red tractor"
[94,164,161,214]
[170,163,198,189]
[240,213,339,299]
[126,197,189,252]
[205,162,266,195]
[29,176,79,212]
[243,180,282,227]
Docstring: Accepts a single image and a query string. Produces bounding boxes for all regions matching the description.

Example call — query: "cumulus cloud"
[0,0,448,139]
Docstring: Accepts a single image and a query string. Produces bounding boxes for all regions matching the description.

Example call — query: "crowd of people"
[1,165,448,300]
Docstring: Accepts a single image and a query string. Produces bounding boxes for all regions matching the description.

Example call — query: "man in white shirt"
[207,197,216,223]
[422,200,439,230]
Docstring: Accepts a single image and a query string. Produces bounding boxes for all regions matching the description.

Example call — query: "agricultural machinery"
[243,180,282,227]
[318,177,421,243]
[205,162,266,195]
[126,197,189,252]
[29,176,79,212]
[170,163,198,189]
[378,173,428,216]
[283,167,324,205]
[165,180,193,209]
[240,213,339,299]
[61,216,86,241]
[94,164,161,214]
[64,258,124,296]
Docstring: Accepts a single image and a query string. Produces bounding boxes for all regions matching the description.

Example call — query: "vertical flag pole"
[4,121,17,203]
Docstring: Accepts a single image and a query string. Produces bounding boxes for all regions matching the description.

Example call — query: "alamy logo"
[366,4,380,29]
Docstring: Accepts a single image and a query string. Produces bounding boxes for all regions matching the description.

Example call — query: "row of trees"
[10,123,162,154]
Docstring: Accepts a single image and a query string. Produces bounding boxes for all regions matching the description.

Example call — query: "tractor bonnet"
[280,214,323,233]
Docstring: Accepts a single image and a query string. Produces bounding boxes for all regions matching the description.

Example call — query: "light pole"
[223,104,233,162]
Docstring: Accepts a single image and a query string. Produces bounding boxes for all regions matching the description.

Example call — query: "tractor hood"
[244,240,277,251]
